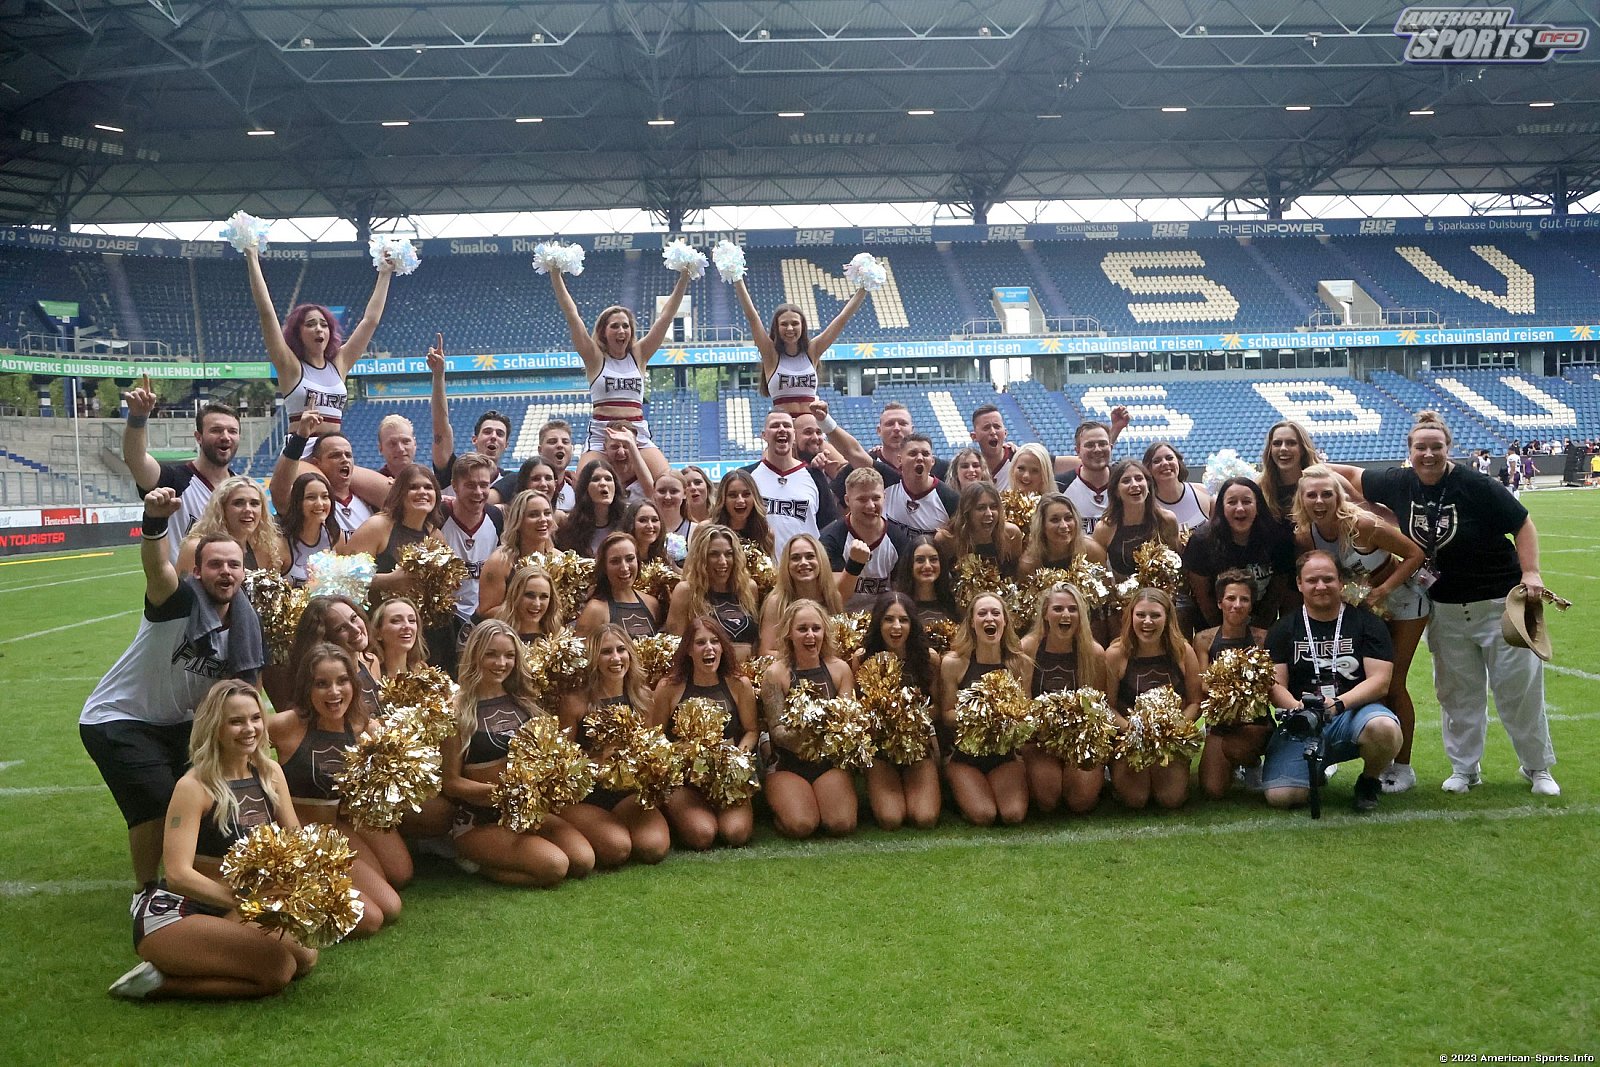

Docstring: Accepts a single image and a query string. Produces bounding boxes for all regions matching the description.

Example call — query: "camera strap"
[1302,603,1343,705]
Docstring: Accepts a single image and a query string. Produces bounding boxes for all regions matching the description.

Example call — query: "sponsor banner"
[85,505,144,523]
[7,215,1600,262]
[0,354,273,379]
[0,520,143,556]
[0,509,44,529]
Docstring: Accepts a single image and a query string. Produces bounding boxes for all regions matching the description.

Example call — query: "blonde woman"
[1018,583,1107,815]
[1105,588,1202,810]
[478,490,558,618]
[939,592,1031,826]
[1017,492,1106,579]
[758,532,843,653]
[491,565,564,641]
[665,524,761,658]
[176,476,287,575]
[760,598,857,839]
[1008,443,1056,497]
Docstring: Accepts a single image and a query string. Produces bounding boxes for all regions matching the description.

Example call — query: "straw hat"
[1501,586,1553,662]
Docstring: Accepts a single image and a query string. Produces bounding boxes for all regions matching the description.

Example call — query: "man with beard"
[121,387,240,562]
[882,434,959,534]
[1060,420,1118,533]
[870,401,949,481]
[744,410,839,556]
[80,487,266,900]
[270,413,372,537]
[428,341,513,493]
[436,452,504,674]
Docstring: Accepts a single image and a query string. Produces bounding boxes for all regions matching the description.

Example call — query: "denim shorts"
[1262,703,1399,790]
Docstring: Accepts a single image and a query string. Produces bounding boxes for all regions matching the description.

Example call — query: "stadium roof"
[2,0,1598,229]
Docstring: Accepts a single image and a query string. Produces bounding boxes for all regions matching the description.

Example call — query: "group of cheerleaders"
[116,244,1432,1000]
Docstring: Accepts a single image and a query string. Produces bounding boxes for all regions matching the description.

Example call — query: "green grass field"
[3,492,1598,1065]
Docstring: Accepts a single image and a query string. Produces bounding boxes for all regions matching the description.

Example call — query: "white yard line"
[0,568,140,595]
[1549,664,1600,683]
[0,609,137,644]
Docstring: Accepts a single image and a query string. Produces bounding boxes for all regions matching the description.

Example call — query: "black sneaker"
[1353,774,1381,813]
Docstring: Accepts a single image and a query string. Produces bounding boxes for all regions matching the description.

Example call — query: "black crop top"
[376,521,429,574]
[709,590,759,646]
[577,693,634,752]
[464,694,531,768]
[1117,653,1184,710]
[1030,646,1080,697]
[1209,630,1257,659]
[790,663,837,699]
[280,722,356,805]
[608,598,657,639]
[194,769,277,860]
[1106,518,1154,581]
[959,656,1007,693]
[678,679,742,741]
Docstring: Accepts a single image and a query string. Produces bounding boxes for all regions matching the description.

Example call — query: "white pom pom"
[1202,448,1259,495]
[369,235,420,276]
[532,241,585,277]
[220,210,272,253]
[662,239,708,280]
[306,551,376,603]
[712,240,747,283]
[843,251,886,292]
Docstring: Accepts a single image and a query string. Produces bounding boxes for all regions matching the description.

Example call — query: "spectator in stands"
[945,446,993,494]
[279,471,345,584]
[1093,459,1181,583]
[937,481,1024,579]
[1337,411,1560,798]
[735,277,866,418]
[476,490,557,618]
[1183,477,1293,630]
[121,387,240,561]
[176,475,287,576]
[428,341,512,491]
[1193,570,1271,799]
[745,410,839,557]
[601,421,655,503]
[80,487,264,898]
[1017,492,1106,580]
[822,467,911,612]
[759,532,843,653]
[554,458,626,557]
[1144,441,1212,535]
[375,414,417,479]
[883,434,959,535]
[533,419,577,510]
[1292,466,1427,794]
[548,254,693,484]
[1262,550,1401,813]
[272,414,372,538]
[345,463,444,602]
[1107,588,1202,810]
[1258,420,1318,526]
[436,453,504,672]
[711,468,774,555]
[680,465,713,523]
[244,242,396,505]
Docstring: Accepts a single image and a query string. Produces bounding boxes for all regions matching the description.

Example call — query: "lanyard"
[1415,468,1450,562]
[1302,604,1344,686]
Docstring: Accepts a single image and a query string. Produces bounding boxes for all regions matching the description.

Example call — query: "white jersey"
[987,445,1017,491]
[280,358,347,425]
[1063,470,1112,534]
[1155,483,1209,534]
[332,491,375,540]
[590,353,645,415]
[883,480,957,536]
[288,526,334,584]
[555,481,576,512]
[751,458,821,557]
[820,518,910,612]
[441,508,500,621]
[80,583,245,727]
[148,462,229,562]
[768,350,819,406]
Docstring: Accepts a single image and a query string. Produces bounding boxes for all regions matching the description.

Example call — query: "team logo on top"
[1394,7,1588,63]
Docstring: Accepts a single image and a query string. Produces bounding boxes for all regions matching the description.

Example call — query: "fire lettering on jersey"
[604,376,643,394]
[303,389,348,413]
[777,372,817,390]
[766,498,811,520]
[857,576,892,594]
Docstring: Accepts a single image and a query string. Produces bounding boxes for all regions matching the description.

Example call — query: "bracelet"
[141,513,170,539]
[281,434,308,461]
[819,414,839,434]
[127,414,148,429]
[844,557,866,576]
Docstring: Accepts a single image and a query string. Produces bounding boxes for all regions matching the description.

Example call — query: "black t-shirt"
[1182,521,1295,589]
[819,517,913,606]
[1361,464,1526,603]
[1266,605,1393,706]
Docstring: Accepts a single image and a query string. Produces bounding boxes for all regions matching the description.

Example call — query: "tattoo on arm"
[168,815,182,828]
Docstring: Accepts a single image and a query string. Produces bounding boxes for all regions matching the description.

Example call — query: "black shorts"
[949,750,1018,775]
[79,719,193,827]
[773,749,836,784]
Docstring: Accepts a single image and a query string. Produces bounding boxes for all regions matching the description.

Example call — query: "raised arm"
[734,279,778,363]
[427,338,454,473]
[809,400,873,469]
[120,385,162,490]
[336,257,396,375]
[270,411,321,512]
[809,289,867,360]
[549,270,604,378]
[636,270,692,359]
[244,248,298,382]
[140,487,184,607]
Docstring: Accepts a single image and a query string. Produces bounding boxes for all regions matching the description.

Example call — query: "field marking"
[0,568,140,595]
[1544,547,1600,555]
[1549,664,1600,683]
[1542,570,1598,582]
[677,802,1600,866]
[0,760,22,772]
[0,609,137,644]
[0,785,100,797]
[0,551,114,569]
[0,879,127,898]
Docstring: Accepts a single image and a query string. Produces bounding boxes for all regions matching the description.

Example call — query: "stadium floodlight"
[1285,105,1311,112]
[247,129,276,136]
[515,117,544,123]
[778,111,805,118]
[907,109,935,116]
[93,123,124,133]
[1409,108,1434,116]
[1160,106,1187,113]
[1529,101,1555,108]
[647,117,675,126]
[1036,113,1063,120]
[381,120,410,127]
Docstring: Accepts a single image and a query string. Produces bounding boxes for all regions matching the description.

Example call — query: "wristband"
[141,513,170,540]
[844,557,866,576]
[1333,698,1346,716]
[281,434,308,461]
[127,414,148,429]
[819,414,839,434]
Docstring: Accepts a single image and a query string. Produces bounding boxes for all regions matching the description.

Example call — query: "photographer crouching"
[1263,550,1403,814]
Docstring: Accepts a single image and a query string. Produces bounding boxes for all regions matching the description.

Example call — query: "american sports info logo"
[1394,6,1588,63]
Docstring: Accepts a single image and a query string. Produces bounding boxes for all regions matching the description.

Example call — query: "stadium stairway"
[1421,369,1600,444]
[1367,371,1505,453]
[1239,241,1316,319]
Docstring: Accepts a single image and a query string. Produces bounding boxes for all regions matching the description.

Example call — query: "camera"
[1278,695,1327,740]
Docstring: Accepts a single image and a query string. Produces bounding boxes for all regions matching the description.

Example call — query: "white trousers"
[1427,598,1555,775]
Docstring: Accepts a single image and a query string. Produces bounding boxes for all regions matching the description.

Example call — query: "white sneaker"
[1520,767,1561,797]
[1379,763,1417,794]
[1322,762,1338,781]
[108,961,164,1000]
[1441,771,1482,793]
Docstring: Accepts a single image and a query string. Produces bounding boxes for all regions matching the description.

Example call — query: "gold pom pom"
[631,633,681,688]
[1000,489,1041,530]
[671,696,731,747]
[1341,577,1391,619]
[739,653,775,701]
[827,611,869,660]
[1132,539,1185,596]
[221,823,365,948]
[856,652,936,765]
[777,678,829,762]
[334,714,443,831]
[1013,566,1075,632]
[954,669,1036,756]
[923,617,956,654]
[523,631,589,706]
[1118,686,1204,771]
[518,549,596,623]
[1032,687,1117,767]
[582,700,648,756]
[490,715,595,833]
[816,695,877,771]
[953,553,1002,613]
[743,543,777,601]
[604,724,685,810]
[1199,646,1276,727]
[376,666,458,743]
[685,743,760,809]
[244,569,309,664]
[634,559,681,606]
[1060,556,1118,610]
[397,536,470,628]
